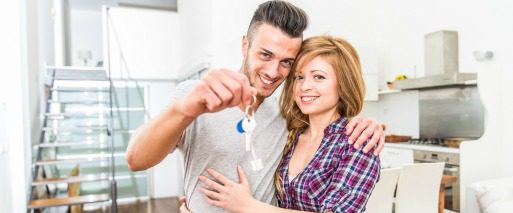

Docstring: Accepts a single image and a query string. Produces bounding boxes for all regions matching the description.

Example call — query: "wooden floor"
[84,197,180,213]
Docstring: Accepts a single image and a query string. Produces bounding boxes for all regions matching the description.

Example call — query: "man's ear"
[242,35,249,57]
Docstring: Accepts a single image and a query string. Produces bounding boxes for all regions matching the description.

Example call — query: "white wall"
[0,0,39,211]
[146,81,185,198]
[69,8,103,66]
[178,0,266,76]
[293,0,511,89]
[38,0,55,66]
[105,7,180,80]
[177,0,214,76]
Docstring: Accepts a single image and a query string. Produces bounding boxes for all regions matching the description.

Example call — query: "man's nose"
[263,60,280,78]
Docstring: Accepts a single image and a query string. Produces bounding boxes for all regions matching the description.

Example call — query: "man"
[126,1,385,212]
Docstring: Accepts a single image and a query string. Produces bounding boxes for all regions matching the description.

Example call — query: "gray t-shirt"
[171,80,287,212]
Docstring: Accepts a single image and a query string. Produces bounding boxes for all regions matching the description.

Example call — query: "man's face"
[242,23,302,99]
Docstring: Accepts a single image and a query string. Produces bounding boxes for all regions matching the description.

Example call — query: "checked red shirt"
[276,117,381,213]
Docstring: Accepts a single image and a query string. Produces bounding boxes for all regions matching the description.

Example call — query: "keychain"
[236,95,263,171]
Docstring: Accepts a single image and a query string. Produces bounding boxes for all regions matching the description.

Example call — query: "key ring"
[245,95,257,119]
[237,95,256,133]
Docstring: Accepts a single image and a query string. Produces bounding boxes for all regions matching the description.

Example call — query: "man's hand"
[176,69,255,119]
[198,166,257,212]
[345,117,385,156]
[179,196,191,213]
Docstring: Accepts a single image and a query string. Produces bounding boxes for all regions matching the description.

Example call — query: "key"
[242,116,256,151]
[250,142,263,171]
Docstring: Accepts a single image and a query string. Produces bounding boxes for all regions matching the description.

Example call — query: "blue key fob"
[236,118,245,133]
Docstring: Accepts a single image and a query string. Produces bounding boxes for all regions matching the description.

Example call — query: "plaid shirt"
[277,117,380,213]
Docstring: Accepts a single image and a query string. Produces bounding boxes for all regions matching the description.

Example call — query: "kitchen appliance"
[414,149,460,211]
[419,85,484,139]
[395,30,477,90]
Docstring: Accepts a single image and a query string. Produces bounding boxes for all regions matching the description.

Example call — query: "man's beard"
[242,56,254,87]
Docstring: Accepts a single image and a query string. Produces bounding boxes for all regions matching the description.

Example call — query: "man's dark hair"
[247,0,308,44]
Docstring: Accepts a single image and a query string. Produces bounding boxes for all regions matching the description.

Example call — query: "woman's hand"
[345,117,385,156]
[199,165,258,213]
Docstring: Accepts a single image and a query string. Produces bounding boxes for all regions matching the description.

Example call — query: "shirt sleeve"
[321,140,381,213]
[166,80,198,151]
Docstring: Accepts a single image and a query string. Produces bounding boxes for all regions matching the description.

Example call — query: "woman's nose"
[300,77,313,91]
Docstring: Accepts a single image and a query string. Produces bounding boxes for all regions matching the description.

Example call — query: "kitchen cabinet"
[380,146,414,169]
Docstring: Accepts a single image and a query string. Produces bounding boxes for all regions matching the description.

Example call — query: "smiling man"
[126,1,385,212]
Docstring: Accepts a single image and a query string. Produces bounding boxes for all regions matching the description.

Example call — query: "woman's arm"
[199,166,311,213]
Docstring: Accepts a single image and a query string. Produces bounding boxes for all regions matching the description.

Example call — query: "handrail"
[28,68,56,210]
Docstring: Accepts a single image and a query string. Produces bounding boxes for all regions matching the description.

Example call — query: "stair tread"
[45,112,109,119]
[35,153,125,165]
[28,194,110,209]
[52,88,109,92]
[32,174,110,185]
[42,126,108,132]
[48,100,110,104]
[46,66,108,81]
[35,157,109,166]
[36,141,105,148]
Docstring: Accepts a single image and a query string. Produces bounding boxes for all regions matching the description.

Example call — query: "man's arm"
[125,70,254,171]
[125,102,194,171]
[345,117,385,155]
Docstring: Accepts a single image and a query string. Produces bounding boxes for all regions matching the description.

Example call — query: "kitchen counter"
[384,142,460,154]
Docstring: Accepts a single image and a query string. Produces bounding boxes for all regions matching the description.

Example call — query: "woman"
[198,35,381,212]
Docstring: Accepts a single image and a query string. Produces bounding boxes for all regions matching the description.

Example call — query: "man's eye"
[281,60,292,68]
[261,53,271,59]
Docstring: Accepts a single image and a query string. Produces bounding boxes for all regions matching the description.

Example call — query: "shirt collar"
[323,116,348,136]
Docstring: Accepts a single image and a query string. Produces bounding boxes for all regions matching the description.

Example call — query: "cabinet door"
[380,146,414,168]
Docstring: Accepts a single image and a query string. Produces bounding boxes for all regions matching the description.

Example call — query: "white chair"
[395,162,445,213]
[365,168,401,213]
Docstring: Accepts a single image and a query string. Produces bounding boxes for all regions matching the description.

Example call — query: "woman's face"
[293,56,339,117]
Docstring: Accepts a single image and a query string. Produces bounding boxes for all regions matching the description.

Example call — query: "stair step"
[48,100,110,105]
[42,126,108,132]
[45,112,109,119]
[32,174,110,186]
[47,66,107,81]
[28,193,110,209]
[36,141,104,148]
[35,153,124,166]
[52,88,109,93]
[35,157,108,166]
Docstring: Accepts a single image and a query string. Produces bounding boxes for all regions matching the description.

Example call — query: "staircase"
[28,66,117,212]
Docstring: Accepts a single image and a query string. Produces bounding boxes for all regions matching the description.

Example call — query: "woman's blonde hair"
[275,35,366,197]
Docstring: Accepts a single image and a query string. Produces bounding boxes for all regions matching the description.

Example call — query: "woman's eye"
[295,75,304,80]
[314,75,326,80]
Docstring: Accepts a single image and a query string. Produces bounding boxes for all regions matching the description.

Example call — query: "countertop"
[384,142,460,154]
